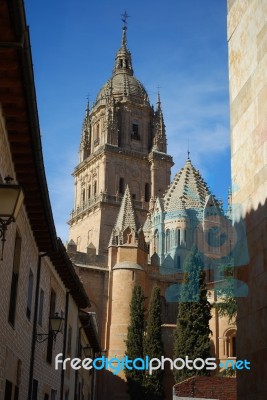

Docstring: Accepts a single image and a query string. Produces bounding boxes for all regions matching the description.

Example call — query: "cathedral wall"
[75,265,109,348]
[108,268,146,358]
[117,102,153,153]
[228,0,267,397]
[105,152,151,202]
[69,208,102,253]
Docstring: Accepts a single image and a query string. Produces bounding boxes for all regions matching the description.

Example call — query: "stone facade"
[68,24,173,255]
[227,0,267,398]
[68,20,237,400]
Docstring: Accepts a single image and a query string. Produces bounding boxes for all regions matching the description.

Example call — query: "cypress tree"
[125,285,145,399]
[143,286,165,400]
[174,245,212,383]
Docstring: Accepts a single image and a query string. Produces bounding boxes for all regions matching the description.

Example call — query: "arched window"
[145,183,150,202]
[94,124,100,145]
[175,256,181,270]
[119,177,125,195]
[166,229,170,253]
[224,329,237,358]
[154,230,159,253]
[177,228,181,246]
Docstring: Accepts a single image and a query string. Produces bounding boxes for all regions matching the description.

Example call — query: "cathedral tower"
[69,21,173,254]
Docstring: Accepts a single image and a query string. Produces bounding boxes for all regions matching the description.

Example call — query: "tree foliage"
[125,285,145,399]
[143,286,164,400]
[213,264,237,323]
[174,245,212,383]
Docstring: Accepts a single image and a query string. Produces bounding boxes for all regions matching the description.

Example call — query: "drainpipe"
[28,252,47,400]
[60,291,69,400]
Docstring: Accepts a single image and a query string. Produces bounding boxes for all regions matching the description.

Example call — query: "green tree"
[125,285,145,399]
[143,286,164,400]
[174,245,212,383]
[214,263,237,323]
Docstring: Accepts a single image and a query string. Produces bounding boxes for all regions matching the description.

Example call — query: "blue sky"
[24,0,230,242]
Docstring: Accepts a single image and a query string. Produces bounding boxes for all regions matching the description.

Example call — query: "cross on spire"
[121,11,130,28]
[187,140,190,160]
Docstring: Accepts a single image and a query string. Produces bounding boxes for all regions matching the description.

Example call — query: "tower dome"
[95,25,149,105]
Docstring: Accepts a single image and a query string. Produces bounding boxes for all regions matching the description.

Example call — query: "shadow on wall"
[234,197,267,398]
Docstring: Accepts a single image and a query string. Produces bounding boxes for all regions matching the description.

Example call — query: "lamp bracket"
[0,217,15,260]
[35,332,57,343]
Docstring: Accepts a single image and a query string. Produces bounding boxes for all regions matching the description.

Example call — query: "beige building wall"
[0,109,64,398]
[227,0,267,398]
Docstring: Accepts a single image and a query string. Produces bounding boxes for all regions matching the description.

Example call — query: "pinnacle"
[113,185,137,233]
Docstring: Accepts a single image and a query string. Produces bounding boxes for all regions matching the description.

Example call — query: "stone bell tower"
[68,20,173,255]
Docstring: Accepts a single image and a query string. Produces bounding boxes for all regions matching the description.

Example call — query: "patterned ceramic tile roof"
[164,158,211,212]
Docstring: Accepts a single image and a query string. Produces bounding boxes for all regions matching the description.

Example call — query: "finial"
[121,11,130,28]
[121,11,130,46]
[187,140,190,160]
[157,86,161,104]
[86,95,90,113]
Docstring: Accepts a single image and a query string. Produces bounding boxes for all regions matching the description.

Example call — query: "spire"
[109,186,138,246]
[79,100,91,162]
[114,185,137,232]
[121,11,129,46]
[113,12,133,76]
[187,139,191,160]
[152,91,167,153]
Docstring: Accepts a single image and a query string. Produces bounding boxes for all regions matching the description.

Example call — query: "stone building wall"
[227,0,267,398]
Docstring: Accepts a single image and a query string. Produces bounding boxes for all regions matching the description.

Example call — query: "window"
[94,124,100,145]
[154,230,159,253]
[119,177,125,195]
[32,379,38,399]
[94,181,97,196]
[225,330,237,358]
[51,389,57,400]
[133,123,138,135]
[166,230,170,252]
[4,380,12,400]
[131,123,140,140]
[46,289,56,364]
[184,229,187,246]
[38,288,44,326]
[82,189,85,203]
[26,269,34,320]
[44,394,49,400]
[88,185,91,199]
[175,256,181,270]
[76,236,81,251]
[8,231,22,326]
[145,183,150,202]
[177,229,181,246]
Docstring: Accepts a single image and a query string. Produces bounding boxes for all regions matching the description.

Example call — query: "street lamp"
[0,176,24,260]
[36,312,65,343]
